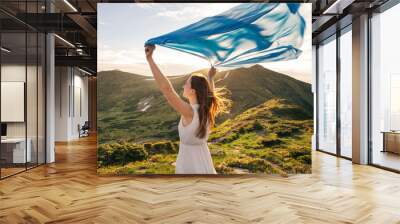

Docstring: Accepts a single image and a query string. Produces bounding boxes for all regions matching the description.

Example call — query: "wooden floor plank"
[0,135,399,224]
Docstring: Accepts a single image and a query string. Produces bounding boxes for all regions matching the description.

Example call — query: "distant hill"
[210,98,313,143]
[212,64,312,117]
[97,65,313,143]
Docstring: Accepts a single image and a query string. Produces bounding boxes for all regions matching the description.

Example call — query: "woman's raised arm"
[207,66,217,92]
[145,45,193,118]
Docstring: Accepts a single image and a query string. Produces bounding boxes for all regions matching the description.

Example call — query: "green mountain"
[208,98,313,174]
[98,98,313,175]
[97,64,313,144]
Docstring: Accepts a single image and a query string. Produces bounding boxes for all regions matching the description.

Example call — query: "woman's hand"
[208,66,217,79]
[145,44,155,59]
[207,66,216,92]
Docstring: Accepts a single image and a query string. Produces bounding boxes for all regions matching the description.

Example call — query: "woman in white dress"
[145,45,229,174]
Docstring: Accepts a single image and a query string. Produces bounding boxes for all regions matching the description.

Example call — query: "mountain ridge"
[98,64,311,85]
[97,64,313,143]
[98,64,312,112]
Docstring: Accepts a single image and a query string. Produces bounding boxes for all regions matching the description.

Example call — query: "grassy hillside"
[98,98,312,175]
[97,64,312,144]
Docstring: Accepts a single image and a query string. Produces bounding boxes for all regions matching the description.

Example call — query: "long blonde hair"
[190,73,231,138]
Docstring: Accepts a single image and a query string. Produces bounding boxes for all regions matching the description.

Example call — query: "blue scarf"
[145,3,306,67]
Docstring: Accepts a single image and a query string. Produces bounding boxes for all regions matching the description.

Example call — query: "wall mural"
[97,3,313,175]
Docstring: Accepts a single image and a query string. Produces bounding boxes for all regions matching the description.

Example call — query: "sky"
[98,3,312,83]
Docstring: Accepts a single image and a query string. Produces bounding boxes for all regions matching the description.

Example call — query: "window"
[0,1,46,179]
[317,36,337,154]
[370,3,400,171]
[339,28,352,158]
[390,74,400,130]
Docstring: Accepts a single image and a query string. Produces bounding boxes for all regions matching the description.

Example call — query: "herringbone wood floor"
[1,135,399,224]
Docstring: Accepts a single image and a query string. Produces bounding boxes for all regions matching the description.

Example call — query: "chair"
[79,121,90,138]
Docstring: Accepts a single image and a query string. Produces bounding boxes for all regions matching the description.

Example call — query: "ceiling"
[0,0,395,74]
[0,0,98,74]
[311,0,391,43]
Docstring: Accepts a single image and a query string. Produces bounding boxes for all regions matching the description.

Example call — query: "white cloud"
[98,48,144,65]
[98,21,108,25]
[156,4,239,21]
[98,46,209,76]
[134,3,157,9]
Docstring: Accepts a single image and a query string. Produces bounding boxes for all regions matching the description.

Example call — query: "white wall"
[55,66,69,141]
[55,67,89,141]
[1,65,35,138]
[1,65,26,142]
[71,72,89,138]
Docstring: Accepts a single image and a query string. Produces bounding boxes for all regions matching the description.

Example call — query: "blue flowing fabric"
[145,3,306,67]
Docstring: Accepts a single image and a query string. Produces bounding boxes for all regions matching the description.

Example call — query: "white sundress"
[175,104,217,174]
